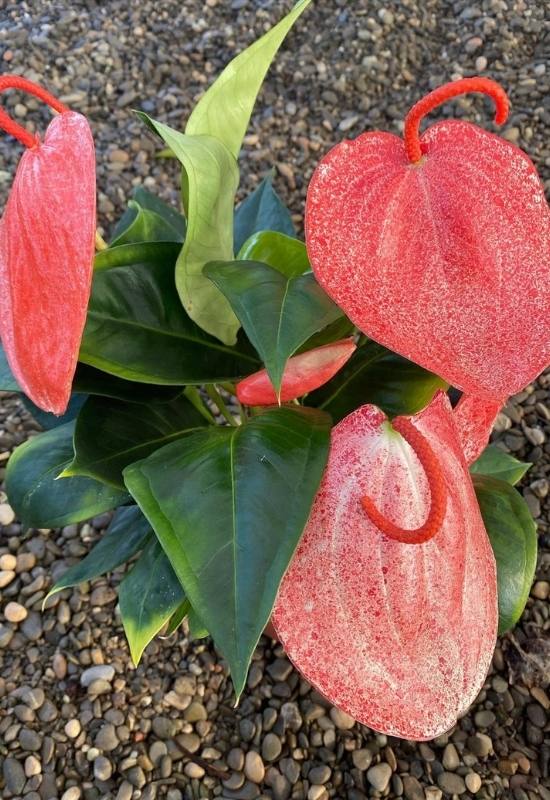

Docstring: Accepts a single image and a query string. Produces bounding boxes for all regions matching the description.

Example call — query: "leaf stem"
[206,385,239,427]
[183,387,216,425]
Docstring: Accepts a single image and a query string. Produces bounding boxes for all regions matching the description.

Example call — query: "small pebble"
[244,750,265,783]
[367,763,392,791]
[4,601,27,623]
[465,772,482,793]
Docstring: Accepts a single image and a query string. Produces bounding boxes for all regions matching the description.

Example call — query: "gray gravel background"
[0,2,549,799]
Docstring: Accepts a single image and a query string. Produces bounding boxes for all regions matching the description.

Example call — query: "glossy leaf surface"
[46,506,151,600]
[124,406,331,697]
[237,231,308,277]
[471,445,531,486]
[474,475,538,633]
[65,394,206,489]
[5,423,128,528]
[111,187,185,245]
[205,260,342,395]
[119,536,186,664]
[80,254,258,384]
[308,341,447,421]
[234,175,295,253]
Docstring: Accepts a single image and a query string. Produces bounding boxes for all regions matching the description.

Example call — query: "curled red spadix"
[272,392,498,740]
[0,75,96,414]
[306,77,550,403]
[360,416,447,544]
[236,338,356,406]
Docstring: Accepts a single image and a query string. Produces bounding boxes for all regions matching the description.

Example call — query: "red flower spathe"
[0,77,96,414]
[272,392,498,740]
[305,78,550,403]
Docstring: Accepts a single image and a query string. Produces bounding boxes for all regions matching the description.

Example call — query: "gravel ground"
[0,1,549,799]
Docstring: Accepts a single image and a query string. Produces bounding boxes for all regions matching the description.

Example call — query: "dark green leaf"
[474,475,538,634]
[234,176,295,253]
[72,365,182,405]
[204,260,343,394]
[185,0,312,159]
[80,253,259,385]
[308,341,447,421]
[5,423,128,528]
[237,231,308,277]
[138,114,240,344]
[124,406,331,697]
[65,394,207,489]
[111,187,185,245]
[46,506,151,601]
[471,445,531,485]
[119,537,186,664]
[110,202,184,247]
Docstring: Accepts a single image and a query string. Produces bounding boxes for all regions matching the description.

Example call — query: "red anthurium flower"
[236,338,356,405]
[0,76,96,414]
[306,78,550,404]
[453,393,502,465]
[272,392,497,740]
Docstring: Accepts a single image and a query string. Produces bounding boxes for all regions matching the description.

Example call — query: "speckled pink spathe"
[272,392,498,740]
[453,393,502,464]
[0,111,96,414]
[305,98,550,402]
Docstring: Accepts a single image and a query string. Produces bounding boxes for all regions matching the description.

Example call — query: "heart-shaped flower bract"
[0,76,96,414]
[272,392,497,740]
[236,338,356,405]
[305,78,550,403]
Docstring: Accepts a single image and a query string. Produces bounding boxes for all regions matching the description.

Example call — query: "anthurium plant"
[0,1,546,740]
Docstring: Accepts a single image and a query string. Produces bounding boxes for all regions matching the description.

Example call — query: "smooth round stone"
[184,762,205,779]
[5,601,27,623]
[309,765,331,784]
[308,786,327,800]
[0,569,15,587]
[442,743,460,770]
[437,772,466,795]
[3,757,26,794]
[24,755,41,777]
[526,703,547,727]
[244,750,265,783]
[184,701,207,722]
[227,748,245,771]
[402,775,425,800]
[64,719,81,739]
[19,687,45,710]
[367,763,392,791]
[352,749,372,771]
[94,756,113,781]
[465,772,482,793]
[224,771,245,791]
[152,716,176,739]
[262,733,282,762]
[80,665,115,687]
[474,710,496,728]
[0,503,15,525]
[0,553,17,570]
[149,741,168,765]
[467,733,493,757]
[19,727,42,751]
[94,723,119,752]
[61,788,82,800]
[329,707,355,730]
